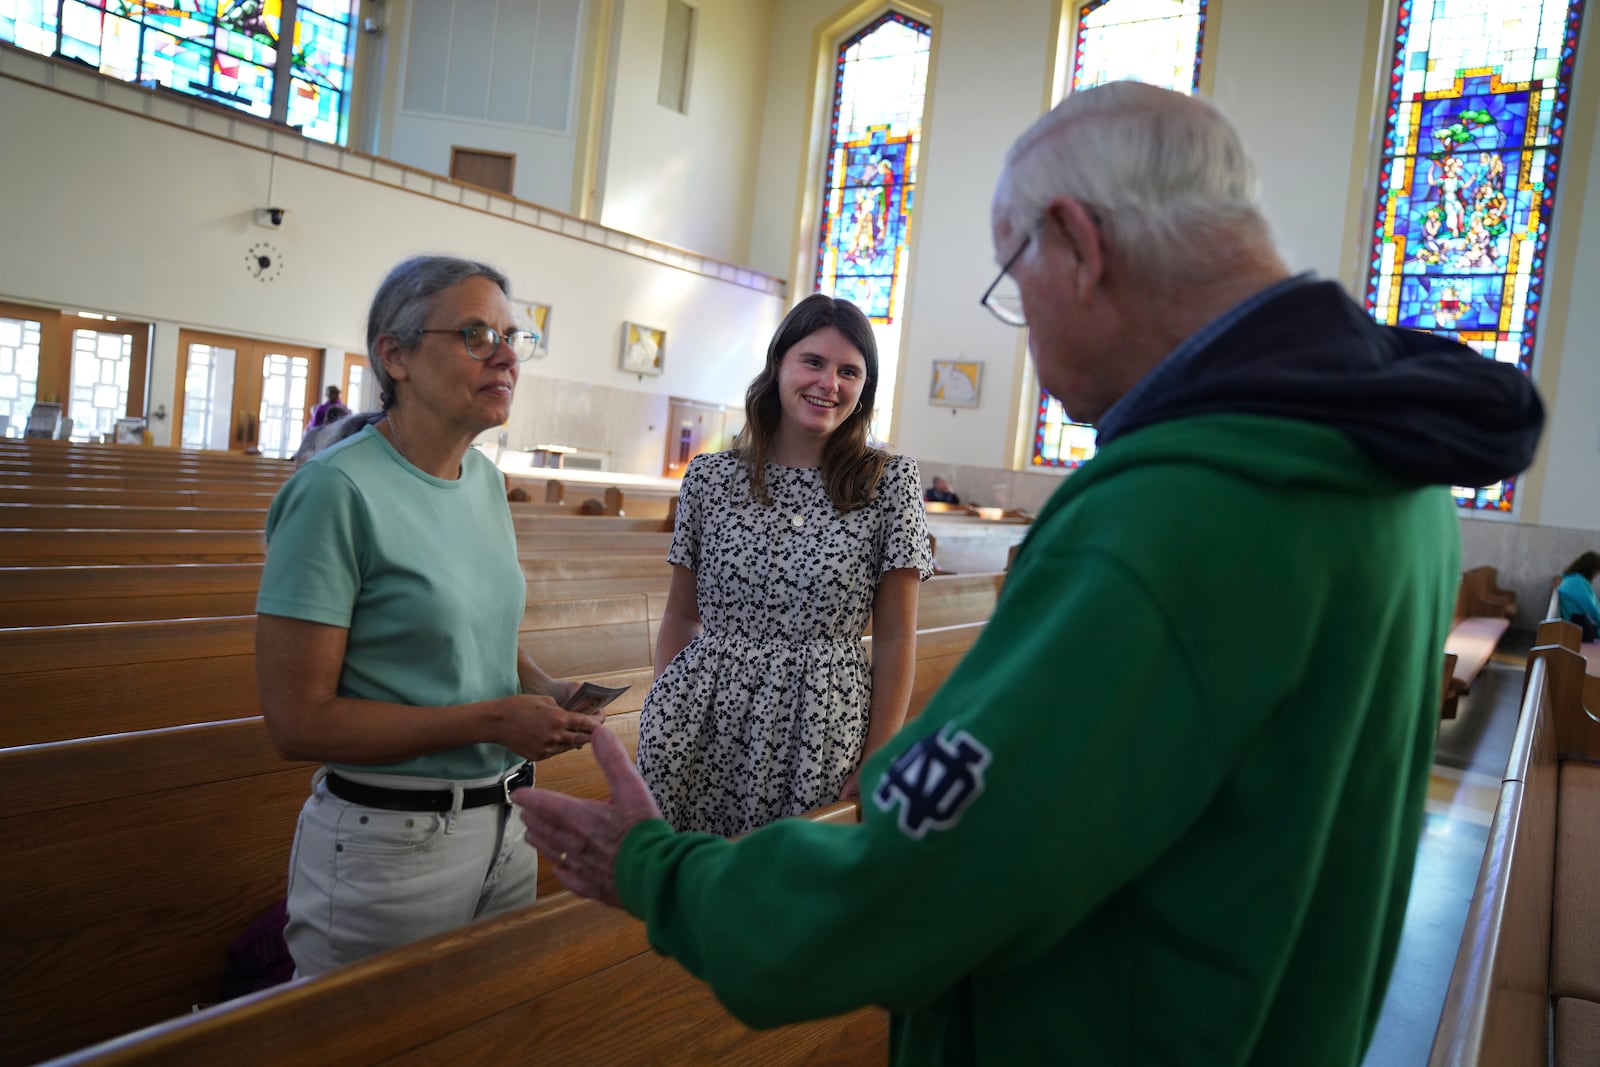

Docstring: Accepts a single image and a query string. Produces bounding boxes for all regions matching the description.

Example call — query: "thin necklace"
[386,410,411,465]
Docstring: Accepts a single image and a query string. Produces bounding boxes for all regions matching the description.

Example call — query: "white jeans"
[284,769,540,977]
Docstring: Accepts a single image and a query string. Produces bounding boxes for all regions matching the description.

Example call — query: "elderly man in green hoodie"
[513,81,1543,1066]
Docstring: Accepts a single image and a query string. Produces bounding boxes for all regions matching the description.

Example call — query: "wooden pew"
[1427,622,1598,1065]
[0,597,658,746]
[35,812,884,1067]
[0,591,661,747]
[0,504,270,530]
[0,486,276,509]
[0,529,268,566]
[4,623,985,1064]
[0,665,652,1067]
[1442,566,1519,718]
[0,564,264,627]
[0,526,674,567]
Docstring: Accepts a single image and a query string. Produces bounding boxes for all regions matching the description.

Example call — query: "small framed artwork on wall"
[512,298,552,356]
[620,322,666,376]
[930,359,982,408]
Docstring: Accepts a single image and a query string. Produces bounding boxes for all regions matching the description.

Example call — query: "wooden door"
[175,330,321,457]
[662,398,727,477]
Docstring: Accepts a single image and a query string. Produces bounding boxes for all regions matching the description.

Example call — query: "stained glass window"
[812,11,931,443]
[1,1,356,144]
[1031,0,1208,469]
[815,12,930,324]
[1365,0,1584,513]
[287,0,355,144]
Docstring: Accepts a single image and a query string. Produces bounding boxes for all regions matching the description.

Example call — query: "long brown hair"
[732,293,889,512]
[1565,552,1600,581]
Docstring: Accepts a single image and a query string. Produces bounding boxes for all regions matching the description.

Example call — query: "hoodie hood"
[1096,279,1544,488]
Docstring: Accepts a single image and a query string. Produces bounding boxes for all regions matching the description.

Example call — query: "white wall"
[0,75,781,461]
[377,0,586,212]
[1523,18,1600,533]
[1207,0,1376,280]
[386,114,581,212]
[599,0,774,263]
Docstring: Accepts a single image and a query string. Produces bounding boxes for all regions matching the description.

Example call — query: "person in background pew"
[1556,551,1600,642]
[923,475,961,504]
[256,255,603,978]
[512,82,1545,1065]
[636,294,932,837]
[308,384,343,429]
[291,403,350,467]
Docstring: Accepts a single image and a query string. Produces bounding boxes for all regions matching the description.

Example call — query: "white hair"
[995,81,1276,283]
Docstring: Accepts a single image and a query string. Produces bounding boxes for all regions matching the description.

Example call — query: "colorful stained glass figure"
[1031,0,1208,470]
[814,12,930,325]
[1,1,355,144]
[1364,0,1584,512]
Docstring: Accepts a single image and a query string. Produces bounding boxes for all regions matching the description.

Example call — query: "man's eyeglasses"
[980,230,1033,327]
[418,325,541,363]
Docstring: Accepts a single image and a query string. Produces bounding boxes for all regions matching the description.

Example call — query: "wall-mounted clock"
[245,241,283,283]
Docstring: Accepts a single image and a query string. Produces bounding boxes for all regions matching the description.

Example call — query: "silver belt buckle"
[501,761,534,804]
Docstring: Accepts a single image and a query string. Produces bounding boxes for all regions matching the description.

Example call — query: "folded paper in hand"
[563,682,630,716]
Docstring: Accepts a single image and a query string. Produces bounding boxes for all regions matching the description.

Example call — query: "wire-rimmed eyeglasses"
[980,229,1033,327]
[418,325,541,363]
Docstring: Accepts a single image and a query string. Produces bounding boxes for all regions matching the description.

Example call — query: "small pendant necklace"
[386,410,411,466]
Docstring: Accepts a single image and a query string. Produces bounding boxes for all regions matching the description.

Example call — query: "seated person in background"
[923,475,961,504]
[257,254,604,978]
[1557,551,1600,641]
[291,404,351,467]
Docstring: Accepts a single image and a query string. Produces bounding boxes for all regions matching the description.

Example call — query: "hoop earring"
[853,402,863,416]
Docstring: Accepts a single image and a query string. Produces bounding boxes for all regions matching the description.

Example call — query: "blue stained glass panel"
[0,0,353,144]
[1031,0,1208,471]
[814,12,930,325]
[1364,0,1584,512]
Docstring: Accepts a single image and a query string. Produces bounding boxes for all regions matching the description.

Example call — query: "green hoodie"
[617,413,1458,1065]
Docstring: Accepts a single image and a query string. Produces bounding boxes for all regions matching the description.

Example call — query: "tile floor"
[1360,643,1531,1066]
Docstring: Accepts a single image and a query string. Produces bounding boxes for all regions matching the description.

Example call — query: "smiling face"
[774,326,868,442]
[385,274,519,438]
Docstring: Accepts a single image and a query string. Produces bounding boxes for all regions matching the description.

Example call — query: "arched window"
[814,10,932,440]
[1,1,357,145]
[1029,0,1209,470]
[1364,0,1585,513]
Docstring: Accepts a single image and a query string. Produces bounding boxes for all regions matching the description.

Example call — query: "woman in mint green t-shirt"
[256,256,604,978]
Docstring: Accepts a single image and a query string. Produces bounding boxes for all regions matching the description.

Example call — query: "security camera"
[255,207,287,228]
[268,207,286,226]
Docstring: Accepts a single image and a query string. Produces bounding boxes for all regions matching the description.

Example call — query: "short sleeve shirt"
[257,425,524,780]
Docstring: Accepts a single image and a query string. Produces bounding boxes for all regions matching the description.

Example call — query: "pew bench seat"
[1441,566,1519,719]
[1429,622,1599,1065]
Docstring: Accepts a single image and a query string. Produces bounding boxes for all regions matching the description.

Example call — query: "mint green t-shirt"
[257,424,524,780]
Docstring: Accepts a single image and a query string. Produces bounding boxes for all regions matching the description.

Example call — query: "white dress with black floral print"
[637,450,933,836]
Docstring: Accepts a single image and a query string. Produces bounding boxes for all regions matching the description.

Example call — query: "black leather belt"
[325,763,534,813]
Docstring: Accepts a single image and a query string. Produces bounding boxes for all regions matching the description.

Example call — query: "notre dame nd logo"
[872,725,992,840]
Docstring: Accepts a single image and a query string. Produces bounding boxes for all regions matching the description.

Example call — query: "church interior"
[1,0,1598,1062]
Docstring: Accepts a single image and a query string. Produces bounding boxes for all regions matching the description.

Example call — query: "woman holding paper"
[637,294,932,837]
[255,255,603,977]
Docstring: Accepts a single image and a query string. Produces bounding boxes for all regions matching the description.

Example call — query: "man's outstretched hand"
[511,725,663,908]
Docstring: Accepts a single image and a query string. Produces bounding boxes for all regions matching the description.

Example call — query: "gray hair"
[295,255,512,465]
[995,81,1274,283]
[364,255,512,408]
